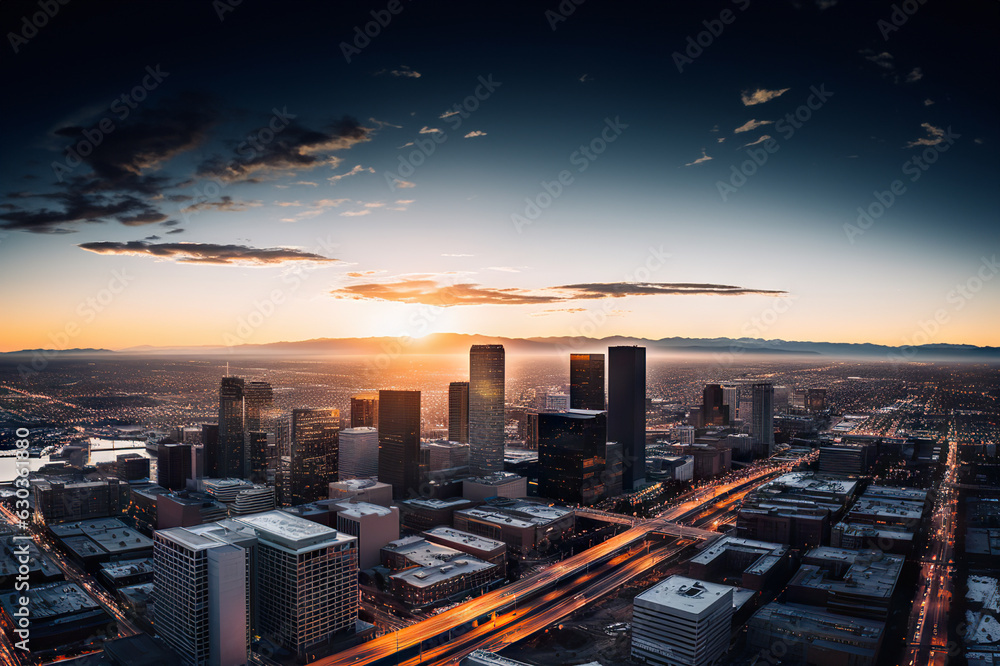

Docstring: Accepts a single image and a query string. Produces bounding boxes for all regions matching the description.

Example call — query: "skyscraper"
[158,442,192,490]
[608,346,646,491]
[722,384,741,422]
[350,394,379,429]
[570,353,605,411]
[339,427,379,479]
[448,381,470,444]
[247,430,270,485]
[243,380,274,433]
[288,408,339,505]
[751,382,775,456]
[469,344,505,476]
[201,424,220,479]
[538,410,607,505]
[378,390,421,499]
[702,383,729,426]
[218,376,246,479]
[154,527,250,666]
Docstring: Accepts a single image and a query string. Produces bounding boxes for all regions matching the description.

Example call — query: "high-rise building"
[243,381,274,433]
[702,383,729,426]
[722,384,741,422]
[608,346,646,491]
[544,393,570,411]
[158,442,192,491]
[218,377,246,479]
[201,424,220,479]
[806,388,828,412]
[448,381,470,444]
[154,527,250,666]
[538,410,607,505]
[234,511,358,662]
[751,382,775,456]
[378,390,421,499]
[287,408,339,505]
[350,394,379,429]
[339,427,379,479]
[570,353,605,411]
[631,575,734,666]
[246,431,271,485]
[469,345,505,476]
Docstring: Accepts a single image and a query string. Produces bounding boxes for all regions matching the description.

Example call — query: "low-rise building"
[787,547,903,621]
[453,499,574,557]
[747,602,885,666]
[463,472,527,501]
[688,536,791,591]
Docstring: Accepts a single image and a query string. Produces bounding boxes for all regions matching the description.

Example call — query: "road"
[902,437,957,666]
[313,453,813,666]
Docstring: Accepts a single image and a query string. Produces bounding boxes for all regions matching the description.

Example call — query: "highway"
[315,453,813,666]
[902,437,957,666]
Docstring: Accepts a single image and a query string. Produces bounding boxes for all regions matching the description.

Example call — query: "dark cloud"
[78,240,338,265]
[164,228,185,235]
[0,192,166,233]
[180,195,263,213]
[196,116,371,183]
[330,279,786,306]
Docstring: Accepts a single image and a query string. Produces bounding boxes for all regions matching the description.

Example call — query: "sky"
[1,0,997,351]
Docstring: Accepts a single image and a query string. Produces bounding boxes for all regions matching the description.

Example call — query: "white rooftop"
[636,575,735,615]
[236,510,354,551]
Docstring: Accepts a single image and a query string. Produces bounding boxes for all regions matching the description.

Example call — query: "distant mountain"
[3,335,996,362]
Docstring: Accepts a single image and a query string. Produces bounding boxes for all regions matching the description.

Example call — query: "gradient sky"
[1,0,997,351]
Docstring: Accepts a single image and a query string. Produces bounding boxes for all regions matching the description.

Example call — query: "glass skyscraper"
[469,345,505,476]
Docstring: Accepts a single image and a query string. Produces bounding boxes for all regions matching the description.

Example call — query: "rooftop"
[390,557,495,587]
[236,510,355,550]
[383,537,461,567]
[335,501,395,519]
[424,527,505,552]
[636,575,735,615]
[0,582,100,620]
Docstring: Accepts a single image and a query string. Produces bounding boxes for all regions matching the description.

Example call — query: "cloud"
[862,51,895,70]
[418,126,442,134]
[165,228,185,235]
[905,123,946,148]
[815,0,837,9]
[327,164,375,184]
[923,99,934,106]
[439,110,460,119]
[340,209,371,217]
[717,138,725,143]
[292,181,318,186]
[368,118,402,129]
[315,198,351,207]
[740,134,772,148]
[486,266,521,273]
[397,142,415,149]
[464,131,487,138]
[579,74,592,83]
[330,278,786,306]
[0,191,167,233]
[684,150,712,167]
[905,67,923,83]
[378,65,421,78]
[734,119,773,134]
[78,241,338,265]
[197,116,371,183]
[741,88,791,106]
[363,202,385,208]
[392,179,416,189]
[396,199,415,205]
[181,196,262,213]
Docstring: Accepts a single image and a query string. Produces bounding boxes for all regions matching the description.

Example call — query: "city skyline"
[1,2,997,352]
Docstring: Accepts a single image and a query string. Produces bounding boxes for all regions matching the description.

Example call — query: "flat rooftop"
[383,537,460,567]
[404,497,473,510]
[424,527,505,552]
[636,575,734,614]
[459,508,535,529]
[752,602,885,640]
[236,510,355,551]
[100,558,154,579]
[335,501,395,518]
[0,582,99,620]
[390,557,495,587]
[848,498,923,520]
[690,535,787,566]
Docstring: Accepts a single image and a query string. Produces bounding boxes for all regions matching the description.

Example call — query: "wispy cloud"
[863,51,895,70]
[684,149,712,167]
[439,110,460,119]
[905,123,946,148]
[79,241,338,265]
[419,126,442,134]
[740,134,772,148]
[340,209,371,217]
[391,179,416,189]
[377,65,421,78]
[327,164,375,184]
[734,119,773,134]
[464,130,487,138]
[905,67,923,83]
[181,196,262,213]
[741,88,791,106]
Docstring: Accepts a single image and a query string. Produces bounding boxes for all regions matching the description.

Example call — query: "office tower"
[378,390,421,499]
[287,408,339,505]
[544,393,570,411]
[722,384,741,422]
[243,381,274,433]
[538,410,607,505]
[218,377,246,479]
[806,388,828,412]
[339,427,379,479]
[608,346,646,491]
[333,501,400,569]
[247,431,270,484]
[154,527,250,666]
[158,442,192,490]
[604,441,623,498]
[202,424,220,479]
[702,383,729,426]
[631,575,734,666]
[448,381,470,444]
[350,394,378,429]
[234,511,358,662]
[751,382,775,456]
[469,344,505,476]
[570,353,605,410]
